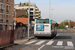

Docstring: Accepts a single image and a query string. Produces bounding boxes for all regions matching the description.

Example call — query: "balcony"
[35,8,38,10]
[39,16,41,17]
[35,11,39,12]
[0,9,3,12]
[0,19,3,23]
[6,20,8,23]
[36,14,39,15]
[30,10,34,12]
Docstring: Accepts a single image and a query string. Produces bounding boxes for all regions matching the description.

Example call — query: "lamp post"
[51,9,54,19]
[49,0,51,20]
[28,0,30,38]
[14,9,16,30]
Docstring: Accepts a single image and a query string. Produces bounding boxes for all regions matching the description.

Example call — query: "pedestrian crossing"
[56,41,63,46]
[46,41,54,45]
[25,40,37,44]
[24,40,74,47]
[67,41,74,46]
[35,40,45,45]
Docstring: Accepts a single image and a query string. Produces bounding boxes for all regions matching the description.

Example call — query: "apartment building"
[16,9,28,17]
[14,3,41,20]
[0,0,14,30]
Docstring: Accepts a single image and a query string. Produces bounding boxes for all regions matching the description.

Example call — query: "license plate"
[40,33,44,34]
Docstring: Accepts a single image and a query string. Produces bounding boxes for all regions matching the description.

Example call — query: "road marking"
[57,41,63,46]
[25,40,37,44]
[46,41,54,45]
[67,41,74,47]
[65,46,74,49]
[51,34,59,40]
[35,40,45,45]
[38,45,45,50]
[73,33,75,35]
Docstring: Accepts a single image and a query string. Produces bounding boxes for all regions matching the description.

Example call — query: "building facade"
[14,3,41,20]
[0,0,14,30]
[16,9,28,17]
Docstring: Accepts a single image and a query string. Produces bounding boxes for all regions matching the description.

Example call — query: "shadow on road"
[36,37,53,39]
[54,36,72,39]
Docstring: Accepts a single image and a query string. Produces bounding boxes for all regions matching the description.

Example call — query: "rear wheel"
[37,37,40,39]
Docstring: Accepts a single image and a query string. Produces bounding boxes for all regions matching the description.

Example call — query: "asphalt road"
[8,32,75,50]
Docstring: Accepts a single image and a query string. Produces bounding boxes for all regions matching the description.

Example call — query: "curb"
[14,36,35,44]
[28,36,35,41]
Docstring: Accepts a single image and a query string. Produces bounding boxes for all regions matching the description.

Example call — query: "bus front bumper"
[34,34,51,37]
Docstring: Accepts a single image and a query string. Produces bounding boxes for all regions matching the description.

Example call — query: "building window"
[27,8,28,10]
[6,15,8,20]
[9,25,11,30]
[0,4,3,12]
[30,12,33,14]
[0,15,3,22]
[5,25,7,30]
[30,16,33,17]
[7,0,9,2]
[7,0,9,3]
[30,8,33,11]
[6,15,8,23]
[7,5,9,12]
[1,4,3,9]
[0,25,3,30]
[1,0,3,2]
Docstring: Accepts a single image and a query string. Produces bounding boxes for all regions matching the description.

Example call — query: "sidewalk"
[14,36,34,44]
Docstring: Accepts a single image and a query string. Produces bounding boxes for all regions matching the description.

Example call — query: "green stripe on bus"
[49,20,51,24]
[35,19,36,23]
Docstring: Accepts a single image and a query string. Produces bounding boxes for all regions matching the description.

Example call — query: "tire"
[37,37,40,39]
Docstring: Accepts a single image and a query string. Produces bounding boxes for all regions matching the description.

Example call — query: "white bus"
[34,19,58,38]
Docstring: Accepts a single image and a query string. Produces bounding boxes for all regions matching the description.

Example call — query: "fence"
[15,29,34,39]
[0,30,15,47]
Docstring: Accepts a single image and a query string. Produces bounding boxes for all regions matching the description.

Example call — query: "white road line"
[38,45,45,50]
[35,40,45,45]
[46,41,54,45]
[67,41,74,47]
[57,41,63,46]
[38,34,59,50]
[51,34,59,40]
[25,40,37,44]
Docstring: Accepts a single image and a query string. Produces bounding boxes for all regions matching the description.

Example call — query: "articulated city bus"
[34,19,58,38]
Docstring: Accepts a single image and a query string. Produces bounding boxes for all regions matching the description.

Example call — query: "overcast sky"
[15,0,75,23]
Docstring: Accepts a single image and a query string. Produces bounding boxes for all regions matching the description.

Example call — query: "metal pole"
[49,0,51,20]
[34,4,36,20]
[51,9,54,19]
[14,9,16,30]
[28,0,30,38]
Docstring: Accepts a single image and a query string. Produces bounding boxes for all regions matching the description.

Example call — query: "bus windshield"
[36,19,49,23]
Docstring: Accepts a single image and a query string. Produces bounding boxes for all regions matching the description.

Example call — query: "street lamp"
[49,0,51,20]
[28,0,30,38]
[51,9,54,19]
